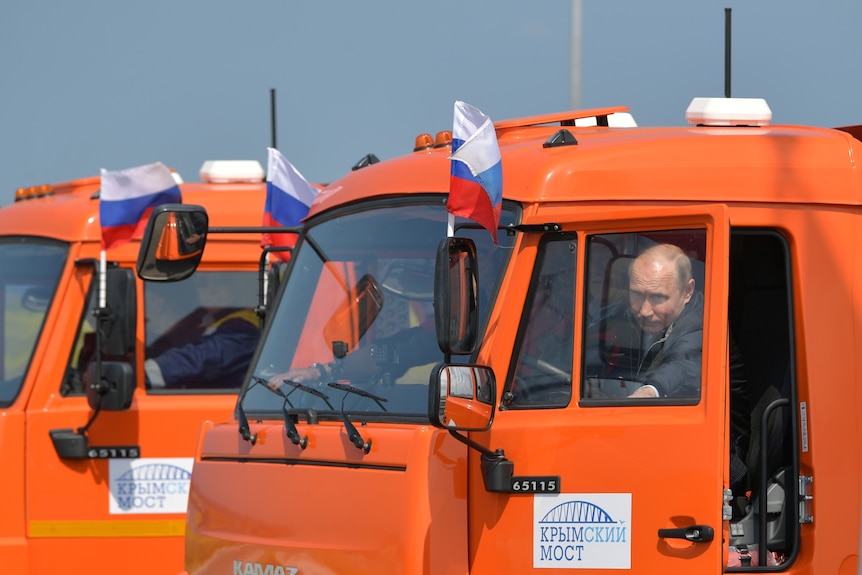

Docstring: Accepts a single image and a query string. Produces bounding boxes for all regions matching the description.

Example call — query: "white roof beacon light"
[199,160,265,184]
[685,97,772,127]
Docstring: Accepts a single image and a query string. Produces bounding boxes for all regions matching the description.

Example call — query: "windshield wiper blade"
[327,382,388,411]
[326,382,389,454]
[283,379,334,409]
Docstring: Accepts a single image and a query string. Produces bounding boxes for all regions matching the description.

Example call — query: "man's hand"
[628,385,658,398]
[267,367,319,390]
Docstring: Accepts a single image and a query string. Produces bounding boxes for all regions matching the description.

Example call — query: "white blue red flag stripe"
[100,162,181,250]
[262,147,318,252]
[448,100,503,243]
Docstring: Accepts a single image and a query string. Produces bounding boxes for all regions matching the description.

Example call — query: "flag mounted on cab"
[448,101,503,243]
[100,162,182,250]
[262,147,318,254]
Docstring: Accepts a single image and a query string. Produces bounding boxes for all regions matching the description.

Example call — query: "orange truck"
[148,97,862,574]
[0,160,271,574]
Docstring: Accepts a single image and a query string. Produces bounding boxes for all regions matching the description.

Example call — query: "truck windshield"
[243,199,517,419]
[0,238,68,407]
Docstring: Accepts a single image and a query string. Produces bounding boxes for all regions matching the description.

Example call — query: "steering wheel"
[510,353,573,405]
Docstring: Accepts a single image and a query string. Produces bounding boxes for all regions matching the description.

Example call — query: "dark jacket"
[593,291,704,398]
[148,308,260,389]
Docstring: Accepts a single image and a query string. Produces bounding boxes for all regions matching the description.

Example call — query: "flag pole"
[447,213,455,238]
[262,252,270,305]
[99,249,107,309]
[570,0,582,110]
[270,88,277,150]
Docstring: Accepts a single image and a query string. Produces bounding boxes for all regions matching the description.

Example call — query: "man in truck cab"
[144,271,259,389]
[594,243,702,399]
[586,241,750,492]
[265,259,440,390]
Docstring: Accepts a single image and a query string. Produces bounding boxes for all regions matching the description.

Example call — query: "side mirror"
[322,273,384,355]
[428,363,495,431]
[434,237,479,355]
[136,204,209,281]
[85,361,135,411]
[258,259,286,326]
[102,267,136,356]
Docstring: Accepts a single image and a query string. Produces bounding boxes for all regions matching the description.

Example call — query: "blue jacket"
[149,308,259,389]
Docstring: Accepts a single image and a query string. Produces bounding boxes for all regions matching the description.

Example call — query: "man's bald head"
[628,244,695,333]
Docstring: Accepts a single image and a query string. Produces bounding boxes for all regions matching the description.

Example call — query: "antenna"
[270,88,277,149]
[570,0,582,110]
[724,8,732,98]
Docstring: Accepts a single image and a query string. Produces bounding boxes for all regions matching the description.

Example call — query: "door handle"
[657,524,714,543]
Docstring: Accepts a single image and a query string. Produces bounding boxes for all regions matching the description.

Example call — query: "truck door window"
[507,235,577,408]
[143,271,259,391]
[0,239,68,406]
[582,230,706,403]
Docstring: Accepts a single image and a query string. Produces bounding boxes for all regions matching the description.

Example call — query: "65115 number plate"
[510,476,560,493]
[87,446,140,459]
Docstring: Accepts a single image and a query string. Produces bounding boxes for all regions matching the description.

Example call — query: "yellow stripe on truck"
[29,520,185,538]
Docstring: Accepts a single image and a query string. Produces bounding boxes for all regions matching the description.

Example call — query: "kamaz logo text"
[233,560,298,575]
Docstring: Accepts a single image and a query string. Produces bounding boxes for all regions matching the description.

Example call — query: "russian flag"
[448,101,503,243]
[100,162,182,250]
[262,147,318,254]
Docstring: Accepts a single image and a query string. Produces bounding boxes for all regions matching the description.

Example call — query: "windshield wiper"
[245,376,322,448]
[327,382,388,453]
[283,378,334,409]
[235,383,258,446]
[327,382,388,411]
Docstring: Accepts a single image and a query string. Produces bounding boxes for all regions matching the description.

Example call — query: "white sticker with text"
[108,457,193,515]
[534,493,632,569]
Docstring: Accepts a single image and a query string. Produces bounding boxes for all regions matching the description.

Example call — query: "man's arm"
[637,327,703,398]
[149,320,259,388]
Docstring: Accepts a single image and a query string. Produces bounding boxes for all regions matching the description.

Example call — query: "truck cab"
[0,161,269,574]
[171,100,862,574]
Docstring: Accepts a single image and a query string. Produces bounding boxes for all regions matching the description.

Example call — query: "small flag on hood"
[100,162,182,250]
[448,101,503,243]
[262,147,318,254]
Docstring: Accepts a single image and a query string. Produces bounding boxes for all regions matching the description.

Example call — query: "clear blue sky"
[2,1,860,206]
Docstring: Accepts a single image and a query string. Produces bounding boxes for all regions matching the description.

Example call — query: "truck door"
[24,264,259,574]
[471,205,731,573]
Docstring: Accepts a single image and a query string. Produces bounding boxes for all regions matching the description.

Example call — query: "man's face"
[628,256,694,334]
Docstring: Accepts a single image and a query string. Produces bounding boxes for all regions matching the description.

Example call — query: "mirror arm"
[298,233,332,268]
[446,429,515,493]
[207,225,301,234]
[78,396,103,435]
[446,428,496,458]
[49,387,105,459]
